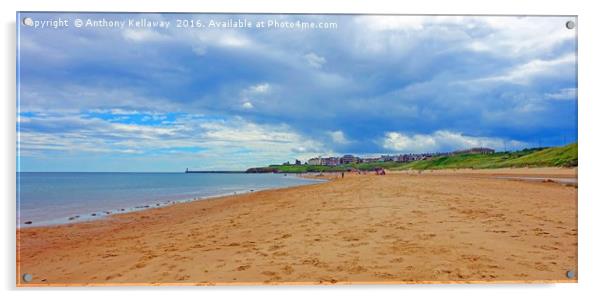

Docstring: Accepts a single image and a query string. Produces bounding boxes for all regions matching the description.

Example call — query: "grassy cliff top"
[250,143,577,173]
[392,143,577,170]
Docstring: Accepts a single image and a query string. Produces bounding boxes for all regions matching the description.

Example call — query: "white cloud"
[304,52,327,69]
[241,101,254,109]
[122,29,169,42]
[249,83,270,94]
[355,15,476,32]
[20,83,179,114]
[353,16,575,59]
[201,120,296,143]
[472,54,575,85]
[192,45,207,56]
[473,16,576,57]
[237,84,270,110]
[237,83,270,110]
[382,130,527,153]
[218,34,251,48]
[189,31,256,58]
[89,108,141,115]
[18,112,328,169]
[195,118,326,163]
[544,88,577,101]
[328,130,350,144]
[196,32,253,50]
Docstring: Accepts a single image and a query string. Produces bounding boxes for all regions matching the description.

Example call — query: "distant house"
[362,157,380,163]
[340,154,358,164]
[323,157,340,166]
[394,155,404,162]
[307,157,322,166]
[453,147,495,155]
[380,155,395,162]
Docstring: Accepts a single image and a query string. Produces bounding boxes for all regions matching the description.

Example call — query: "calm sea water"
[17,172,323,227]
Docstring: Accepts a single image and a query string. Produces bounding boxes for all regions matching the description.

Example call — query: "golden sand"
[17,168,577,286]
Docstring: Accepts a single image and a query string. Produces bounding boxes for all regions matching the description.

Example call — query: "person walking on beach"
[341,172,344,178]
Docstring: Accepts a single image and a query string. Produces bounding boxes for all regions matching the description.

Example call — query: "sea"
[17,172,324,227]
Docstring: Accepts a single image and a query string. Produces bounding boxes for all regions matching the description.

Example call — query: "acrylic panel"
[16,12,578,286]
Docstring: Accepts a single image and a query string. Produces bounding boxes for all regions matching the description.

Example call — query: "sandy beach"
[17,167,577,286]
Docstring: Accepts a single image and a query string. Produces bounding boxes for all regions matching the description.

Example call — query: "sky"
[17,13,577,171]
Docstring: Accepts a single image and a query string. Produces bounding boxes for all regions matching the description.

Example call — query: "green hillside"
[248,143,577,173]
[498,142,577,168]
[392,143,577,170]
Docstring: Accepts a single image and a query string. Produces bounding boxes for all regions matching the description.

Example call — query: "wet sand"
[17,168,577,286]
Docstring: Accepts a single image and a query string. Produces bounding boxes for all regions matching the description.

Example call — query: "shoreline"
[18,173,329,228]
[17,167,577,285]
[19,188,259,228]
